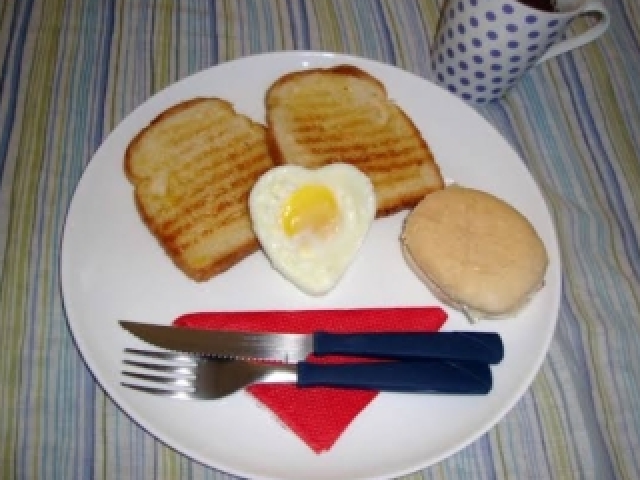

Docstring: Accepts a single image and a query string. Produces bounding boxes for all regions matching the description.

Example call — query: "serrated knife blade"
[120,321,312,362]
[119,321,504,364]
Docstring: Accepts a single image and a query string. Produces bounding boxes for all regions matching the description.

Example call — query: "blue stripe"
[370,0,396,65]
[287,0,311,49]
[208,0,219,65]
[0,0,35,180]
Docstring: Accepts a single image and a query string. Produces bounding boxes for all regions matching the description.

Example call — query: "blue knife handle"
[312,331,504,364]
[296,360,492,394]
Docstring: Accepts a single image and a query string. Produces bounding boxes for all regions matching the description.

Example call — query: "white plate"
[61,51,561,480]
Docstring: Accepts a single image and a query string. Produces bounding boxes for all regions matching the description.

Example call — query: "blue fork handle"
[296,360,492,395]
[312,331,504,364]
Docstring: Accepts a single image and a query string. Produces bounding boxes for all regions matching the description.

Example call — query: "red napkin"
[174,307,447,453]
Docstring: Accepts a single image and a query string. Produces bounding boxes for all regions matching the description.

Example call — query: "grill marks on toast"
[154,138,265,234]
[266,66,444,216]
[125,98,275,281]
[151,152,264,251]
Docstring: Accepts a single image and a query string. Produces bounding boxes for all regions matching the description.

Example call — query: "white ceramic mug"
[430,0,610,104]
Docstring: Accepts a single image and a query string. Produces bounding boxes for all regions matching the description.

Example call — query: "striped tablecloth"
[1,1,639,479]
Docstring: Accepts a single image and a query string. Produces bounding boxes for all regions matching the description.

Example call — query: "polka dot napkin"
[174,307,447,453]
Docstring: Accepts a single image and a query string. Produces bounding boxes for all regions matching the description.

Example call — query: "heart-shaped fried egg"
[249,163,376,295]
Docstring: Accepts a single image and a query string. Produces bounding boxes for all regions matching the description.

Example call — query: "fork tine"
[121,370,194,387]
[124,348,195,363]
[120,382,196,400]
[123,358,195,375]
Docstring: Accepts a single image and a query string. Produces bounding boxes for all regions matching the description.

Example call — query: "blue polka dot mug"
[431,0,610,104]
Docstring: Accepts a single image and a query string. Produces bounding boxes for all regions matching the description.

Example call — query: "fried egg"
[249,163,376,296]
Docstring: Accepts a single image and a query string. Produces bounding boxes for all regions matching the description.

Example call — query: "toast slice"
[125,98,275,281]
[265,65,444,216]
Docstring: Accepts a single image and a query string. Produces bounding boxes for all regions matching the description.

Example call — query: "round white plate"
[61,51,561,480]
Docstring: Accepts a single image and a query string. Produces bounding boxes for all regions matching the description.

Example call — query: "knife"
[119,320,504,364]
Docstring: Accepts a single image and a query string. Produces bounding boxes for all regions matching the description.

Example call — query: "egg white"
[249,163,376,296]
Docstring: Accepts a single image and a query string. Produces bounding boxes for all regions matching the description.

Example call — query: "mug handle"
[537,1,610,64]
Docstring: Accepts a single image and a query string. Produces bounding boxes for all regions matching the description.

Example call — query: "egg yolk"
[281,184,339,237]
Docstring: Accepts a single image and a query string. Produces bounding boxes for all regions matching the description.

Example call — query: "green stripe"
[535,372,573,475]
[150,0,174,94]
[310,1,344,53]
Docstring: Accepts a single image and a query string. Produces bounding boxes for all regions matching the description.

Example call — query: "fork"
[121,348,493,399]
[121,348,298,399]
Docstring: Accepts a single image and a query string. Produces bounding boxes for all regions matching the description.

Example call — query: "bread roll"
[401,185,548,318]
